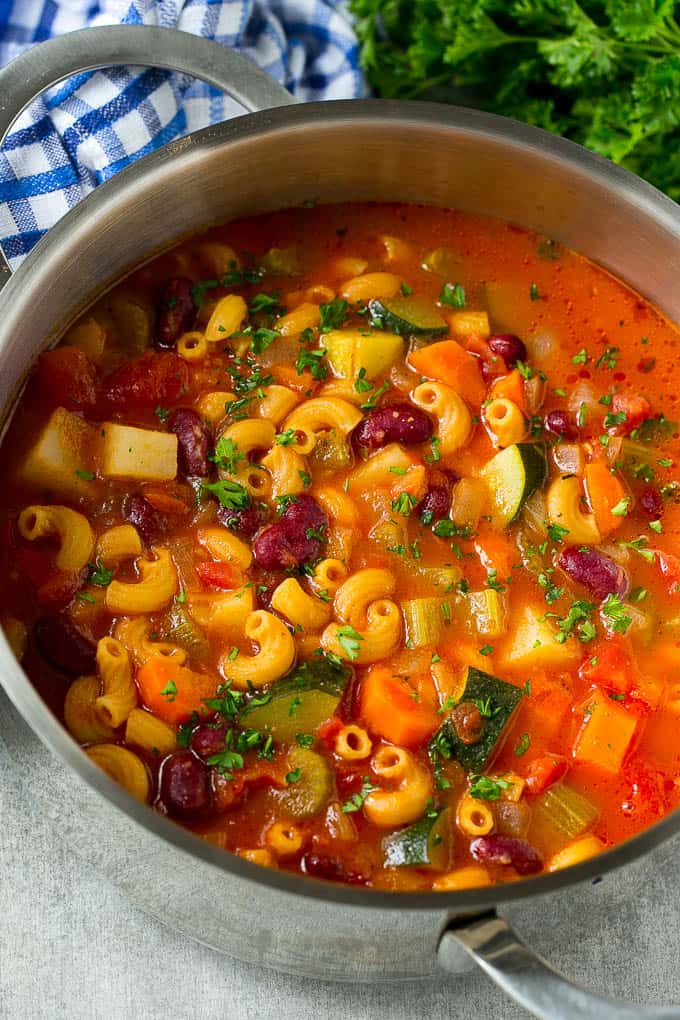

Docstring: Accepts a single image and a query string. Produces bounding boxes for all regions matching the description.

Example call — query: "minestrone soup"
[2,203,680,890]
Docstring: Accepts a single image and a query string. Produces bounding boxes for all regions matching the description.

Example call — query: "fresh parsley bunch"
[350,0,680,198]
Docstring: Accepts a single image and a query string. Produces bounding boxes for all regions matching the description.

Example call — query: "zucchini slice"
[275,746,334,819]
[429,666,523,773]
[382,808,452,870]
[238,658,350,742]
[368,295,448,339]
[481,442,547,528]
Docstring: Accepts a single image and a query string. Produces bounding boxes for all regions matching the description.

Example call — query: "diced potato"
[324,329,404,382]
[99,423,177,481]
[19,407,98,499]
[500,605,579,669]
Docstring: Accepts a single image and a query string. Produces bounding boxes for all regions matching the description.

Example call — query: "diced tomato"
[316,716,344,748]
[196,561,240,590]
[102,351,189,410]
[37,570,81,609]
[611,392,652,434]
[15,546,56,589]
[34,346,99,413]
[524,753,568,796]
[579,637,633,695]
[656,550,680,595]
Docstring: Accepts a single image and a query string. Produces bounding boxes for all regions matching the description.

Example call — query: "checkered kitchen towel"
[0,0,365,271]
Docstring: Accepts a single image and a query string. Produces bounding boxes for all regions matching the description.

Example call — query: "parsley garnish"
[341,776,378,813]
[88,560,114,587]
[337,624,363,661]
[514,733,531,757]
[201,479,250,510]
[440,282,466,308]
[602,592,632,634]
[211,436,245,474]
[391,492,418,517]
[319,298,348,332]
[469,775,512,801]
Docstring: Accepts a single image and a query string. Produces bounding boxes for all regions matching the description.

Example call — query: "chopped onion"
[551,443,584,476]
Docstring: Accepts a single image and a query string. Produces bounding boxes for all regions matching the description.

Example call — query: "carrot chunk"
[489,369,528,415]
[583,461,627,537]
[136,655,217,724]
[359,665,440,747]
[408,340,485,407]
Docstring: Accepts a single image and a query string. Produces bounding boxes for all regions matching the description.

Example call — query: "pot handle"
[0,24,295,285]
[438,911,680,1020]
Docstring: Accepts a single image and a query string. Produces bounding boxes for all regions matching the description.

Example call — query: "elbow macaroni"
[64,675,117,744]
[105,547,178,614]
[96,524,142,566]
[261,445,308,500]
[95,636,138,728]
[411,381,472,455]
[125,707,177,755]
[271,577,332,630]
[363,745,432,827]
[18,505,95,572]
[220,610,296,689]
[197,527,252,570]
[484,397,527,447]
[86,743,150,802]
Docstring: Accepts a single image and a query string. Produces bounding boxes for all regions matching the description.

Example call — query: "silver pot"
[0,26,678,1020]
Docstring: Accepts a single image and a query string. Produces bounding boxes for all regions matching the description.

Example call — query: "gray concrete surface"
[2,751,680,1020]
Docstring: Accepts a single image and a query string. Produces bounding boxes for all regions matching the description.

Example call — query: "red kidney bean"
[353,402,433,450]
[488,333,527,368]
[167,408,211,477]
[471,834,543,875]
[544,409,576,439]
[124,493,162,545]
[558,546,629,602]
[253,494,328,569]
[300,853,366,885]
[217,501,268,538]
[160,751,211,817]
[639,485,663,519]
[156,277,195,350]
[191,723,228,759]
[34,614,96,676]
[418,483,450,524]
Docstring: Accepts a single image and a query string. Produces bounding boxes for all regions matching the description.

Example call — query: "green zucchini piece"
[368,295,448,339]
[481,442,547,528]
[238,658,350,742]
[383,808,452,870]
[276,747,334,819]
[429,666,523,773]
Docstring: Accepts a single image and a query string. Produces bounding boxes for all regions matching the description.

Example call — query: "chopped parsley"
[342,776,378,813]
[337,624,363,661]
[319,298,348,332]
[88,560,114,587]
[469,775,512,800]
[601,593,632,634]
[391,492,418,517]
[211,436,245,474]
[514,733,531,757]
[440,282,466,308]
[201,479,250,510]
[296,347,328,380]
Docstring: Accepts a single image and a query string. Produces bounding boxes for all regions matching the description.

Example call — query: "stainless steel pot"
[0,25,679,1020]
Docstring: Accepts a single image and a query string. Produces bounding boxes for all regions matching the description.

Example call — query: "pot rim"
[2,97,680,911]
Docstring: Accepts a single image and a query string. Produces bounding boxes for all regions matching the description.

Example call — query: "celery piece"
[402,597,445,647]
[468,589,508,638]
[260,246,301,276]
[310,429,353,471]
[529,782,599,854]
[161,605,209,660]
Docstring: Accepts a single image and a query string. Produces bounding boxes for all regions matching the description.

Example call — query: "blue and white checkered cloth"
[0,0,365,271]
